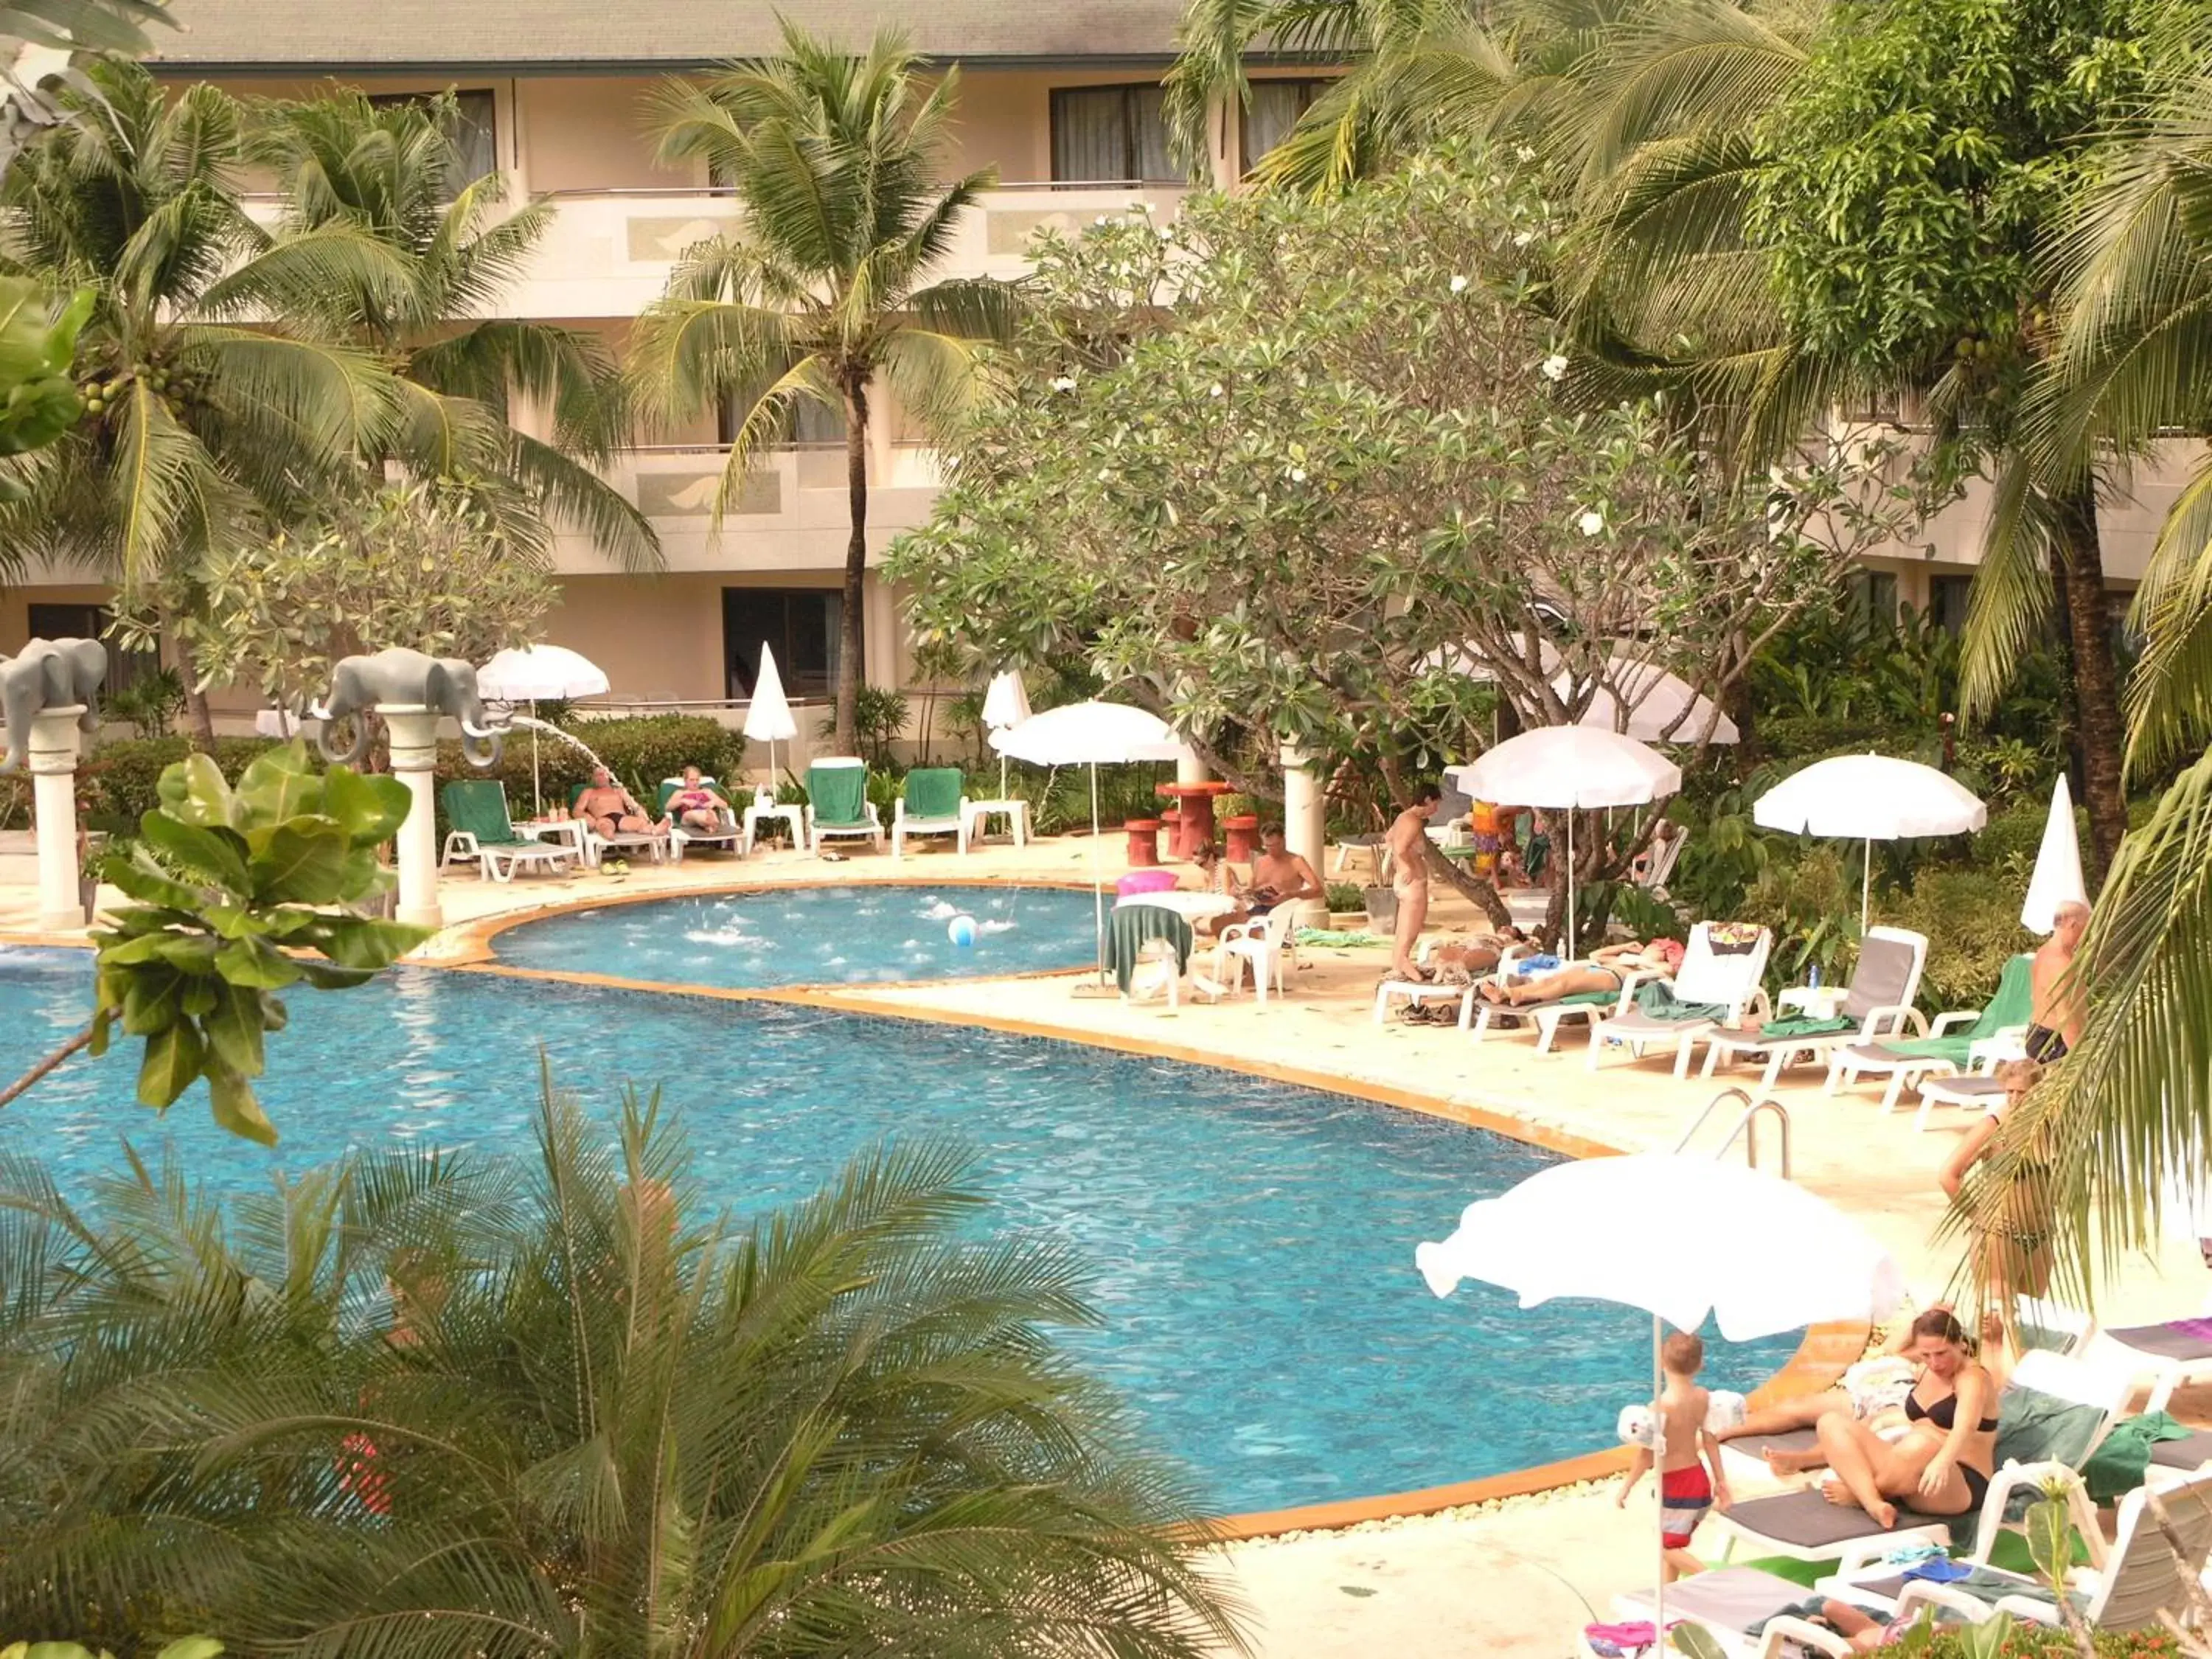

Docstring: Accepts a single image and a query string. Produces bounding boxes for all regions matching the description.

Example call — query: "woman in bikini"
[1792,1308,1999,1531]
[1940,1058,2058,1358]
[664,765,731,833]
[1477,937,1683,1005]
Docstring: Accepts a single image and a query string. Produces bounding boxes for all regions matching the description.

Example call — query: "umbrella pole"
[1091,762,1105,985]
[1566,809,1577,959]
[530,700,541,818]
[1861,837,1872,932]
[1000,752,1009,801]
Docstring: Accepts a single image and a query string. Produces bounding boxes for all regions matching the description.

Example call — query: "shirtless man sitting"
[574,768,654,841]
[2024,898,2088,1062]
[1247,824,1323,914]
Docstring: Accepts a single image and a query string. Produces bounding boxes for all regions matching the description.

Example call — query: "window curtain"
[1242,81,1317,171]
[1053,87,1129,181]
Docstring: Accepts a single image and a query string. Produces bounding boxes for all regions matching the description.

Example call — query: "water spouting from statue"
[502,711,616,817]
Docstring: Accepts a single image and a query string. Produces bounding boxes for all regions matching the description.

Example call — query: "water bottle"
[1808,965,1821,990]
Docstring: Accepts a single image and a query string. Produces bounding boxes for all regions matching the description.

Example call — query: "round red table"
[1155,780,1231,859]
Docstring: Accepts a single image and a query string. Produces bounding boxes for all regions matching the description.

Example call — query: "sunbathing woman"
[664,765,731,833]
[1477,937,1683,1005]
[1783,1309,1998,1531]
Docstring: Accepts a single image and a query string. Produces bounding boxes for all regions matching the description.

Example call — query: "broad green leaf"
[309,916,431,970]
[88,1005,111,1057]
[153,935,223,976]
[323,764,411,847]
[200,904,262,941]
[138,812,251,892]
[105,849,209,911]
[205,1062,277,1147]
[215,937,302,990]
[136,1020,205,1110]
[1669,1629,1726,1659]
[293,959,375,990]
[248,821,352,903]
[203,984,268,1079]
[120,967,184,1036]
[157,752,241,829]
[102,931,179,967]
[156,1640,224,1659]
[234,740,323,824]
[181,978,218,1018]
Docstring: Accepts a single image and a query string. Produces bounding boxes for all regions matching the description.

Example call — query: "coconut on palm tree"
[631,23,1020,754]
[233,88,657,572]
[0,1086,1250,1657]
[0,63,396,745]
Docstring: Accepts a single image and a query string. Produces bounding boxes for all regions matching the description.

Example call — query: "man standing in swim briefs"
[2025,898,2089,1062]
[1385,784,1442,981]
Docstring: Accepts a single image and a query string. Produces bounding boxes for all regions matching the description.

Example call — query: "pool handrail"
[1674,1085,1792,1179]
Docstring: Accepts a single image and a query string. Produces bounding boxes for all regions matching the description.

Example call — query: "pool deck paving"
[4,827,2204,1659]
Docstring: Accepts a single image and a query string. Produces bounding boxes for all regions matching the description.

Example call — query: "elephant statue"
[310,647,504,770]
[0,637,105,775]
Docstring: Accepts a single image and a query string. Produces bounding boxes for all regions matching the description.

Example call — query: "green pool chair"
[1824,952,2035,1121]
[439,779,582,883]
[891,766,968,858]
[655,776,743,861]
[806,757,883,855]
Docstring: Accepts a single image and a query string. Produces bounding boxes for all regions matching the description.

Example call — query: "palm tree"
[631,23,1019,754]
[229,89,658,571]
[0,0,175,175]
[0,62,396,745]
[0,1086,1251,1658]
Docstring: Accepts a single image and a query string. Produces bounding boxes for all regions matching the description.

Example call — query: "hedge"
[433,714,744,810]
[1888,863,2034,1012]
[77,737,286,834]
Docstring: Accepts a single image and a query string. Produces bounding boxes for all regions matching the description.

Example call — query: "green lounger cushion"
[810,764,869,828]
[902,767,963,821]
[1878,953,2034,1064]
[442,779,530,848]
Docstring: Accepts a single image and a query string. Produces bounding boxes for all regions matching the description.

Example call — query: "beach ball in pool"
[947,914,978,947]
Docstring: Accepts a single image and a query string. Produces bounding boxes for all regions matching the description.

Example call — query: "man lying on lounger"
[1476,937,1683,1004]
[575,768,654,841]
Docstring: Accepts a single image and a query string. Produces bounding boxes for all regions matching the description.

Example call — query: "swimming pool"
[491,885,1101,987]
[0,943,1801,1513]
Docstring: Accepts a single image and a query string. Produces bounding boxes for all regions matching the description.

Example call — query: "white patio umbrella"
[1753,754,1987,929]
[980,669,1033,799]
[1561,660,1740,746]
[992,701,1191,976]
[1416,1154,1905,1650]
[477,644,611,816]
[742,644,799,784]
[2021,774,2087,935]
[1447,726,1682,955]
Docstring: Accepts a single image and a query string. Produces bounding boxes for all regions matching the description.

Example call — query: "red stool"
[1222,813,1261,863]
[1124,818,1162,866]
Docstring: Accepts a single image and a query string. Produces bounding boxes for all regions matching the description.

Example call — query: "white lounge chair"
[656,776,744,861]
[1587,922,1773,1078]
[1468,952,1663,1051]
[439,779,584,883]
[1824,953,2034,1114]
[1710,1349,2135,1574]
[2020,1293,2212,1416]
[565,782,670,868]
[891,767,968,858]
[807,757,884,855]
[1697,928,1927,1090]
[1372,938,1531,1029]
[1606,1566,1965,1658]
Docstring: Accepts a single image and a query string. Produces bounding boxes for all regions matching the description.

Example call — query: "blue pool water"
[0,945,1801,1512]
[494,885,1101,987]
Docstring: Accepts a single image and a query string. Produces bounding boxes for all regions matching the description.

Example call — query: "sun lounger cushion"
[810,763,869,828]
[1613,1566,1822,1633]
[2149,1427,2212,1471]
[1721,1486,1966,1551]
[902,766,964,820]
[1725,1428,1819,1462]
[1105,904,1192,994]
[2085,1411,2194,1500]
[1760,1013,1857,1039]
[2104,1318,2212,1361]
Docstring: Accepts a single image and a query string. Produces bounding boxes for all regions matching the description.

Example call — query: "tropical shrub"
[1889,864,2034,1013]
[0,1090,1248,1657]
[102,667,186,740]
[815,683,911,768]
[75,737,285,835]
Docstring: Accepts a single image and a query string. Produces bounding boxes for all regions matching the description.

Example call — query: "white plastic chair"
[1211,903,1298,1002]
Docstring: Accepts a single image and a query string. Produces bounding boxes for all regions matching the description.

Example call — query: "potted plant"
[1325,881,1366,931]
[1363,883,1398,931]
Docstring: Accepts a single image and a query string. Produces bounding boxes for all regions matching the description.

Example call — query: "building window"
[1847,571,1899,626]
[1241,79,1328,172]
[26,602,161,693]
[1050,84,1175,184]
[1930,573,1972,636]
[718,392,846,448]
[1840,385,1902,424]
[723,587,848,700]
[366,89,497,195]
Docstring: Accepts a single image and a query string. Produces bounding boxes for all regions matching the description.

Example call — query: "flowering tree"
[887,148,1911,932]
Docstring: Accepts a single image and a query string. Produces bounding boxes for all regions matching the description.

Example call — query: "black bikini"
[1905,1390,1997,1512]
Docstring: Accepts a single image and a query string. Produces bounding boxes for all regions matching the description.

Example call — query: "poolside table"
[742,798,807,855]
[1154,780,1231,859]
[961,797,1029,849]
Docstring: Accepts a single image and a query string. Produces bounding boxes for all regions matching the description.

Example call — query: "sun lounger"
[1587,922,1773,1078]
[565,783,669,867]
[1372,940,1531,1029]
[655,777,744,860]
[1826,1472,2212,1633]
[1711,1349,2133,1573]
[1605,1565,1964,1658]
[1697,928,1926,1090]
[1825,953,2034,1114]
[807,757,883,855]
[1467,954,1660,1051]
[1910,1071,2012,1131]
[891,766,967,858]
[2073,1312,2212,1416]
[439,779,583,882]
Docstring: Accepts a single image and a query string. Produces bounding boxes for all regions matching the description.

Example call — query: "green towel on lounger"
[809,763,869,828]
[1878,954,2034,1063]
[1759,1014,1857,1039]
[1105,904,1193,994]
[1632,980,1728,1023]
[2084,1410,2190,1503]
[902,766,963,820]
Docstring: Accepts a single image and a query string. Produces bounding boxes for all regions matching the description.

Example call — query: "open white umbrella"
[477,645,611,816]
[980,669,1033,799]
[992,701,1191,976]
[1416,1155,1904,1649]
[742,644,799,784]
[1562,660,1739,747]
[2022,774,2087,935]
[1753,754,1987,929]
[1447,726,1682,955]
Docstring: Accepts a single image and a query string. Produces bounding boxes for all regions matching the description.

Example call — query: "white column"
[1176,751,1212,786]
[29,707,88,932]
[1281,739,1328,926]
[381,706,444,933]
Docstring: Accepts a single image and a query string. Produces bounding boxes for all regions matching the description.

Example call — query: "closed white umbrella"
[2021,774,2087,936]
[1416,1154,1904,1649]
[1447,726,1682,954]
[980,669,1033,799]
[742,644,799,783]
[477,645,611,816]
[1562,660,1739,746]
[992,701,1192,976]
[1753,754,1987,928]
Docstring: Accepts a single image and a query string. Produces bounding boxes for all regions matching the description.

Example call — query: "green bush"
[77,737,286,835]
[1886,1618,2183,1657]
[815,685,911,769]
[1324,881,1363,913]
[1756,713,1891,759]
[1888,863,2033,1012]
[434,714,742,810]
